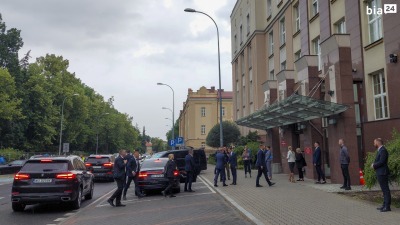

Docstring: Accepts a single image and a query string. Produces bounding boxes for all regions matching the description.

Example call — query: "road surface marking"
[198,176,216,193]
[54,218,66,222]
[64,213,76,216]
[0,197,4,200]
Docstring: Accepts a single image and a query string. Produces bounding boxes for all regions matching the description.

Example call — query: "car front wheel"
[71,187,82,209]
[12,203,26,212]
[85,182,94,200]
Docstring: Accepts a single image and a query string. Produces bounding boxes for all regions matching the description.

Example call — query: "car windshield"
[20,161,68,172]
[151,152,165,158]
[141,159,167,169]
[10,160,25,165]
[86,157,110,163]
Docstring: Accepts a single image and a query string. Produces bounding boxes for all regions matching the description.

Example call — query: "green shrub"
[208,153,216,165]
[364,130,400,189]
[0,148,24,163]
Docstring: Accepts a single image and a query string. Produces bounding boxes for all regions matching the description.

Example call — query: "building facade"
[231,0,400,184]
[178,87,233,151]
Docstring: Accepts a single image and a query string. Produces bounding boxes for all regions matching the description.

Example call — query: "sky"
[1,0,237,140]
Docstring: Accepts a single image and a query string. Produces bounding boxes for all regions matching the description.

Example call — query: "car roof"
[88,154,113,157]
[27,155,80,161]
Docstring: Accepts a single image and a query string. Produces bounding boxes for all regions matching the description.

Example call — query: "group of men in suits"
[214,147,238,187]
[107,149,143,207]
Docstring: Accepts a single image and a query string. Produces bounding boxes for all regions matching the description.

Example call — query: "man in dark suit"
[229,147,237,185]
[214,148,228,187]
[184,149,195,192]
[372,138,391,212]
[122,150,133,200]
[256,144,275,187]
[123,150,143,200]
[339,139,351,190]
[108,149,127,207]
[313,141,326,184]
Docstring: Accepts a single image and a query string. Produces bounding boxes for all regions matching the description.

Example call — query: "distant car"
[137,158,180,194]
[11,155,94,212]
[84,155,115,182]
[151,148,207,182]
[0,160,26,175]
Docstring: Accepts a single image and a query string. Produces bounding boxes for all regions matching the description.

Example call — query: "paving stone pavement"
[200,164,400,225]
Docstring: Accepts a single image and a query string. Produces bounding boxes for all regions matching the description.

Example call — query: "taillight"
[138,171,148,178]
[173,170,179,176]
[85,163,92,167]
[41,159,53,162]
[14,173,30,180]
[56,173,76,179]
[103,163,113,168]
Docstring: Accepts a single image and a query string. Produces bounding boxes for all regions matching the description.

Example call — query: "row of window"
[200,107,225,117]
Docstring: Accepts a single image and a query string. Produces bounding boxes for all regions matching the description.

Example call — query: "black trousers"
[123,176,141,196]
[341,164,351,187]
[110,178,125,204]
[377,175,391,208]
[231,166,237,184]
[297,167,304,179]
[164,177,175,196]
[214,168,226,185]
[256,166,271,186]
[243,160,251,175]
[315,164,325,181]
[185,171,193,191]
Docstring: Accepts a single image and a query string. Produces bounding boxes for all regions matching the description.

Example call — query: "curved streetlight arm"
[158,83,175,149]
[162,107,173,113]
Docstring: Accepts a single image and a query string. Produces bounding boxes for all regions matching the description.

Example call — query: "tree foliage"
[206,121,241,147]
[166,119,179,141]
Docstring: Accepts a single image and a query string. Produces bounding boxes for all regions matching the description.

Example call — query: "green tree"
[206,121,241,147]
[0,13,23,76]
[0,68,22,121]
[166,119,179,141]
[151,137,166,152]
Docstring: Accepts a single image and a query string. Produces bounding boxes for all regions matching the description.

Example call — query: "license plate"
[152,174,164,178]
[33,179,52,183]
[92,166,102,169]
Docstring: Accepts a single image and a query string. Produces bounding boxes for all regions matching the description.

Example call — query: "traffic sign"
[63,143,70,153]
[168,139,176,147]
[305,147,312,154]
[176,137,184,145]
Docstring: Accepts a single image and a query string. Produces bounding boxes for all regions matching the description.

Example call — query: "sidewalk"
[200,164,400,225]
[0,174,13,184]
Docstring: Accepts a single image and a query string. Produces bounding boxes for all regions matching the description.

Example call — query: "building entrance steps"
[200,164,399,225]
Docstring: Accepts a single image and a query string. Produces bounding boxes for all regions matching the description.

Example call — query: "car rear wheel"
[71,187,82,209]
[12,203,26,212]
[85,182,94,200]
[173,186,181,193]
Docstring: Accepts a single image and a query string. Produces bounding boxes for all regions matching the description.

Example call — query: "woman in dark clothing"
[162,154,177,198]
[295,148,305,181]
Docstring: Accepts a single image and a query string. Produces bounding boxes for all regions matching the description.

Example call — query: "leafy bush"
[364,130,400,189]
[0,148,24,163]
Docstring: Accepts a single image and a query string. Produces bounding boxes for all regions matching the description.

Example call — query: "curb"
[199,175,266,225]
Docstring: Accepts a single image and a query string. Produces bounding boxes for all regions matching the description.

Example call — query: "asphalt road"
[0,176,252,225]
[0,179,116,225]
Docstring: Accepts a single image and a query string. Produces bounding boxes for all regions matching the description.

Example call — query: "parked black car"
[84,155,115,182]
[152,148,207,182]
[11,155,94,212]
[0,160,26,175]
[137,158,180,194]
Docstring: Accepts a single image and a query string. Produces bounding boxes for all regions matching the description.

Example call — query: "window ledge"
[240,41,243,46]
[330,0,337,4]
[277,0,283,8]
[269,53,274,59]
[280,43,286,49]
[309,13,319,23]
[364,38,383,51]
[293,30,300,38]
[247,32,250,37]
[267,14,271,22]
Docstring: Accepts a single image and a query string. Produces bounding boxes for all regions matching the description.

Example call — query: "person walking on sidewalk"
[287,146,296,183]
[313,142,326,184]
[107,149,127,207]
[242,146,252,178]
[214,148,228,187]
[256,144,275,187]
[295,148,305,181]
[371,138,391,212]
[184,149,195,192]
[162,154,178,198]
[265,146,273,180]
[229,147,237,185]
[339,139,351,190]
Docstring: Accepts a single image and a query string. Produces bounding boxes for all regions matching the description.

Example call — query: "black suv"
[11,155,94,212]
[152,148,207,182]
[84,155,115,182]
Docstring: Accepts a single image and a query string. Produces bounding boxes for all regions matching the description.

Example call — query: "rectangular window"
[269,31,274,56]
[240,25,243,44]
[372,72,388,119]
[241,53,245,75]
[312,0,319,17]
[312,37,321,70]
[270,69,275,80]
[269,57,275,80]
[280,18,285,45]
[234,35,237,52]
[236,79,240,110]
[242,75,246,106]
[280,61,286,70]
[246,13,250,34]
[280,46,286,71]
[222,107,225,116]
[248,46,252,68]
[267,0,272,17]
[249,69,254,103]
[201,125,206,135]
[201,107,206,117]
[335,18,346,34]
[368,0,383,43]
[294,50,301,61]
[294,4,300,32]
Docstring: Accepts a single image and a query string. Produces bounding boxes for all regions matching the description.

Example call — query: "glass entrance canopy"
[236,94,349,130]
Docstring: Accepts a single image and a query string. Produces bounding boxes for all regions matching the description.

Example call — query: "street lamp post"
[58,93,79,155]
[158,83,175,149]
[96,113,110,155]
[184,8,224,147]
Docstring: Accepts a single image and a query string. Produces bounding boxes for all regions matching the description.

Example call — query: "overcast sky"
[1,0,236,140]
